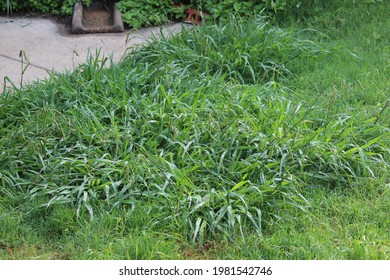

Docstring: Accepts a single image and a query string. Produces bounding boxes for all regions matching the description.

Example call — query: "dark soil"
[83,8,112,29]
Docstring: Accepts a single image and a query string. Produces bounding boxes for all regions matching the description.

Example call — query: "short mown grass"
[0,2,389,259]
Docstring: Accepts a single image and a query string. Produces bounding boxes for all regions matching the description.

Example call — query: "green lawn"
[0,2,389,259]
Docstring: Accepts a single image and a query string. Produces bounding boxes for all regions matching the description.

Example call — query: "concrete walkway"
[0,16,185,93]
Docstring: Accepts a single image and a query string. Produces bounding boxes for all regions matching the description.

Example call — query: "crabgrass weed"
[0,5,389,259]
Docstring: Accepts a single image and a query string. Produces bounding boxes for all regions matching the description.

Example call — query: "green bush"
[2,0,386,28]
[116,0,298,29]
[118,0,388,28]
[116,0,182,29]
[0,0,90,16]
[188,0,387,24]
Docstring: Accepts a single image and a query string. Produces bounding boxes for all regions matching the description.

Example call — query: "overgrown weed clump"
[0,12,389,259]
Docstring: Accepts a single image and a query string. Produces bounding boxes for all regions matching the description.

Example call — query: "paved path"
[0,16,185,93]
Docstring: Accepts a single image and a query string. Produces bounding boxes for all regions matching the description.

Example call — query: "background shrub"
[0,0,90,16]
[116,0,182,29]
[1,0,387,28]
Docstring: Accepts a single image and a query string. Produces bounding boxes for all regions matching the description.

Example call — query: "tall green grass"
[0,15,388,249]
[129,16,328,85]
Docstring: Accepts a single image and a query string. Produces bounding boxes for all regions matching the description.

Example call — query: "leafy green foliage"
[1,0,386,29]
[60,0,91,15]
[116,0,181,29]
[0,0,91,16]
[189,0,283,18]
